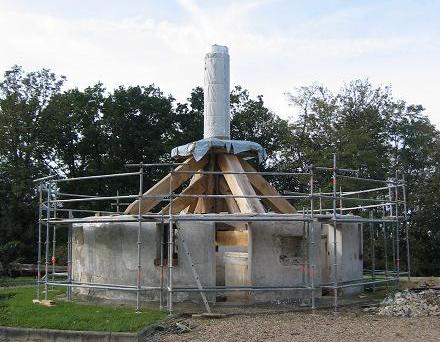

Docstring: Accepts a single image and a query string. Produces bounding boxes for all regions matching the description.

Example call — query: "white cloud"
[0,1,438,127]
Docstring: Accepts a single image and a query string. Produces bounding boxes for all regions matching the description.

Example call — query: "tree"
[173,86,204,145]
[286,79,440,275]
[0,66,65,266]
[230,86,290,163]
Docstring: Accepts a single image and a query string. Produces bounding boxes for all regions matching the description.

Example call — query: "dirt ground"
[154,309,440,342]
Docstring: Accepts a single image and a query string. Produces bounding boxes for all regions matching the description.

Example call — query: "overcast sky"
[0,0,439,127]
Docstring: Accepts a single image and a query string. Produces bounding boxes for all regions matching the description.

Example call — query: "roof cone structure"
[124,45,296,216]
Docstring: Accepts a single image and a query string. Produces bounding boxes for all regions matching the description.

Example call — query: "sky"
[0,0,439,127]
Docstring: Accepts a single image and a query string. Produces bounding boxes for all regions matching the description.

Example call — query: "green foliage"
[230,86,290,160]
[0,66,66,267]
[0,287,165,332]
[285,80,440,275]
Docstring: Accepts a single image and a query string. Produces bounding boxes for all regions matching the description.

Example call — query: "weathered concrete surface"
[72,215,363,305]
[321,219,363,295]
[72,217,215,303]
[248,220,322,302]
[0,326,137,342]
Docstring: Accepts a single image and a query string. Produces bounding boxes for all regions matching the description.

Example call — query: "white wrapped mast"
[204,45,230,139]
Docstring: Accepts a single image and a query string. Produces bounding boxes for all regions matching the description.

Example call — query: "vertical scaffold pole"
[44,181,51,300]
[167,223,174,314]
[383,221,389,279]
[168,166,174,314]
[389,185,396,276]
[36,183,43,300]
[302,207,306,286]
[402,174,410,280]
[159,216,164,310]
[369,211,376,292]
[332,153,338,312]
[388,186,393,217]
[394,172,400,284]
[136,165,144,313]
[309,166,316,309]
[67,210,73,301]
[51,188,57,285]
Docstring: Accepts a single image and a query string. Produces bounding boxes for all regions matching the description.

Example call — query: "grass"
[0,286,166,332]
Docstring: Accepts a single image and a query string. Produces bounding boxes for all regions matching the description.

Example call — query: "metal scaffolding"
[34,153,410,314]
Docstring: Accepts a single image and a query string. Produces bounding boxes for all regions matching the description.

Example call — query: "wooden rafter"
[239,159,297,214]
[218,176,247,230]
[160,174,207,214]
[196,153,216,213]
[218,176,241,214]
[181,174,204,214]
[217,154,265,214]
[124,156,208,214]
[183,199,199,214]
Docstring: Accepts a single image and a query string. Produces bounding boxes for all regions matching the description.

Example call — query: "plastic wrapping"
[204,45,230,139]
[171,138,267,163]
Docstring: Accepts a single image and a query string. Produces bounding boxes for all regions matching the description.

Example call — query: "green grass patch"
[0,287,166,332]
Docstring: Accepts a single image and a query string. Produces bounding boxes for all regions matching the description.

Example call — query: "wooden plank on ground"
[124,157,208,214]
[239,159,297,214]
[217,154,265,213]
[216,230,248,246]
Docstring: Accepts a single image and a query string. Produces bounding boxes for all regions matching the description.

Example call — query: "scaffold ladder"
[177,223,212,313]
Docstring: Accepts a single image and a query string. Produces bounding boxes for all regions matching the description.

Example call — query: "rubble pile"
[378,290,440,317]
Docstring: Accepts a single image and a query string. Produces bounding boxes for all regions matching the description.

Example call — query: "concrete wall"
[321,220,363,295]
[72,215,363,304]
[72,216,215,303]
[247,220,322,303]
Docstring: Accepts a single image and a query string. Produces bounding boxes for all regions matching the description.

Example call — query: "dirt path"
[154,310,440,342]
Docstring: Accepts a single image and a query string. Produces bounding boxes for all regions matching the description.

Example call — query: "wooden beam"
[239,159,297,214]
[160,174,207,214]
[183,199,199,214]
[217,154,265,213]
[216,230,248,247]
[124,156,208,214]
[197,154,216,213]
[181,174,204,214]
[218,176,241,214]
[218,176,247,230]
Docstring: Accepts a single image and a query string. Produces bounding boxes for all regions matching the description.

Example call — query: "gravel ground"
[154,309,440,342]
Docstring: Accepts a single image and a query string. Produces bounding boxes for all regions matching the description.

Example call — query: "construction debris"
[141,317,198,339]
[175,322,191,333]
[377,290,440,317]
